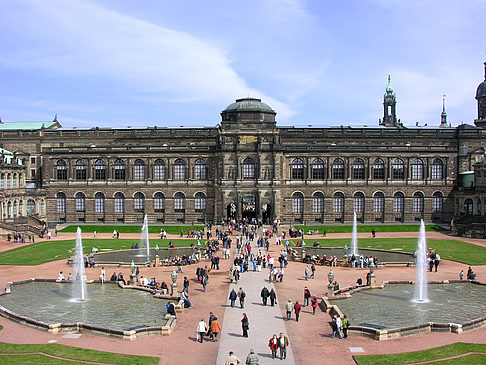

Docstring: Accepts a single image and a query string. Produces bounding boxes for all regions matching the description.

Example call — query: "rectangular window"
[31,169,36,179]
[154,199,165,212]
[373,197,384,213]
[115,198,124,213]
[195,198,206,212]
[243,164,255,179]
[153,165,165,180]
[30,157,36,164]
[393,197,404,213]
[174,165,185,180]
[57,198,66,213]
[354,198,364,212]
[95,199,105,213]
[431,164,443,180]
[333,197,344,213]
[413,197,423,213]
[312,197,324,213]
[75,198,85,212]
[134,198,144,211]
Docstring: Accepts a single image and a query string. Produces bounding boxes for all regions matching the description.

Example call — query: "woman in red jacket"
[268,334,279,359]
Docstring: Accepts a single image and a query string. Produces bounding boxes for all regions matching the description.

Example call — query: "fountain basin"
[326,281,486,340]
[0,280,182,340]
[92,247,197,266]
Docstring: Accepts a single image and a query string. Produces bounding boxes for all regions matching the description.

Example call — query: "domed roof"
[476,62,486,99]
[223,97,275,114]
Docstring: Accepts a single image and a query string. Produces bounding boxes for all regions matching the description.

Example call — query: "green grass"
[354,342,486,365]
[294,224,445,233]
[0,238,203,266]
[0,342,158,365]
[290,238,486,265]
[60,225,204,235]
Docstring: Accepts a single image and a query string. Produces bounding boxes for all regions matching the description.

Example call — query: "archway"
[242,194,256,223]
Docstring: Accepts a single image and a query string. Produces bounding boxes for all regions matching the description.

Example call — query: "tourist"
[331,315,343,339]
[311,263,316,279]
[245,349,259,365]
[268,334,279,359]
[110,272,117,281]
[278,332,289,360]
[342,314,350,338]
[434,253,441,272]
[167,302,176,316]
[269,288,277,306]
[305,265,309,280]
[181,290,191,308]
[303,287,311,306]
[238,287,246,309]
[294,300,302,322]
[201,274,207,292]
[241,313,249,337]
[460,270,464,280]
[333,281,340,291]
[260,286,269,305]
[183,276,189,293]
[161,281,168,294]
[285,299,293,320]
[117,272,126,285]
[209,316,222,341]
[67,273,73,281]
[356,277,363,286]
[196,318,207,343]
[135,266,140,282]
[372,229,376,238]
[225,351,241,365]
[57,271,64,281]
[311,296,318,315]
[100,267,106,283]
[229,288,237,308]
[93,230,97,238]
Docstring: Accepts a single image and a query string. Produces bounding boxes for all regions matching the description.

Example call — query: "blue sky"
[0,0,484,128]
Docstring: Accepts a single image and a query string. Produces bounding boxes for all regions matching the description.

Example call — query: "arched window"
[393,192,404,213]
[40,200,45,216]
[195,192,206,212]
[392,158,404,179]
[431,158,443,180]
[12,174,17,188]
[95,192,105,213]
[413,192,424,213]
[134,192,145,211]
[75,193,85,212]
[27,199,35,215]
[243,158,255,179]
[332,158,345,179]
[7,202,11,218]
[0,173,4,189]
[291,158,304,179]
[134,159,145,180]
[94,159,106,180]
[13,201,17,217]
[373,192,384,213]
[312,158,324,179]
[174,159,186,180]
[333,192,344,213]
[312,192,324,213]
[464,199,473,214]
[194,159,207,180]
[354,192,365,212]
[292,192,304,213]
[352,159,365,180]
[411,158,424,180]
[174,192,186,211]
[433,192,443,212]
[154,192,165,212]
[18,200,22,216]
[372,158,385,179]
[6,174,11,189]
[114,159,126,180]
[114,192,125,213]
[56,160,67,180]
[153,159,165,180]
[75,160,87,180]
[57,192,66,213]
[18,173,22,188]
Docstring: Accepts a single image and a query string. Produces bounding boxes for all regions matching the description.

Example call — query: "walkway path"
[216,243,296,364]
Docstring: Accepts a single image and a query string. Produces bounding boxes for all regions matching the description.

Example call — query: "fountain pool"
[0,281,176,339]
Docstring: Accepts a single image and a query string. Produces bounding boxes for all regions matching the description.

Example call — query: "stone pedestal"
[129,274,137,286]
[155,255,160,267]
[327,284,334,297]
[171,283,178,296]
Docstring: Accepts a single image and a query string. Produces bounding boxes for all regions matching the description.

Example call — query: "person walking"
[183,276,189,293]
[285,299,293,320]
[241,313,249,337]
[209,317,222,341]
[311,263,316,279]
[311,296,318,315]
[229,289,237,308]
[294,300,302,322]
[278,332,289,360]
[303,286,311,307]
[201,274,207,292]
[342,314,349,338]
[261,286,269,306]
[238,287,246,309]
[269,288,277,307]
[196,318,207,343]
[460,270,464,280]
[225,351,241,365]
[245,349,259,365]
[268,334,279,359]
[305,266,309,281]
[331,315,343,339]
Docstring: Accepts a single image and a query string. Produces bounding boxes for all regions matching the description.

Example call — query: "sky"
[0,0,485,129]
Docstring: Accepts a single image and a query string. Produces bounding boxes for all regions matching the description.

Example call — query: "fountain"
[350,211,358,257]
[72,227,87,302]
[413,220,429,303]
[140,214,150,257]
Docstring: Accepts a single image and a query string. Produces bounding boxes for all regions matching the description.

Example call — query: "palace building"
[1,62,486,229]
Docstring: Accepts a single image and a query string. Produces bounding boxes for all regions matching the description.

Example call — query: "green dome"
[223,97,275,113]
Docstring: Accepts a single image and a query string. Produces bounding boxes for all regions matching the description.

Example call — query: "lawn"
[288,238,486,265]
[354,342,486,365]
[294,224,445,233]
[0,342,158,365]
[0,238,203,266]
[60,225,204,235]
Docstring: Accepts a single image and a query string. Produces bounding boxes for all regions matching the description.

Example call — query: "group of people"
[428,251,441,272]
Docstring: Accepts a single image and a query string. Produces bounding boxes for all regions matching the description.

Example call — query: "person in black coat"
[269,288,277,306]
[229,289,237,308]
[261,286,270,306]
[241,313,249,337]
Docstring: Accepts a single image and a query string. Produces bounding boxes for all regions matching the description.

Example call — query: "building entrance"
[242,194,256,223]
[262,203,272,224]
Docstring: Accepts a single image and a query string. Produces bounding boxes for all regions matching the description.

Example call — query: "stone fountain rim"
[0,279,184,340]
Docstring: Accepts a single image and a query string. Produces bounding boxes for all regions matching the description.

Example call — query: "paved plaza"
[0,228,485,364]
